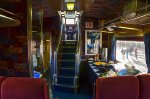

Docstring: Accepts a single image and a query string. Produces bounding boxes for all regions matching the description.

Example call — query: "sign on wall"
[85,22,93,28]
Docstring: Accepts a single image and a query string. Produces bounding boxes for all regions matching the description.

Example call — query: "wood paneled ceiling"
[1,0,150,34]
[40,0,129,20]
[0,0,130,19]
[82,0,128,19]
[31,0,130,20]
[0,0,138,28]
[32,0,61,18]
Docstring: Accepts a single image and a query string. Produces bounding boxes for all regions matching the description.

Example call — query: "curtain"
[143,33,150,73]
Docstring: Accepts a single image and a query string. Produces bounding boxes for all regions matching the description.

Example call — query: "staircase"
[53,41,78,93]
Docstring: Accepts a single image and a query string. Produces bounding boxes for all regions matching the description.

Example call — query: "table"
[78,60,115,97]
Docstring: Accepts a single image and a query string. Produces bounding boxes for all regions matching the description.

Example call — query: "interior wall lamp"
[118,26,140,30]
[0,14,15,21]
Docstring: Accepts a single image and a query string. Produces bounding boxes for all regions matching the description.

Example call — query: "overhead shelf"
[101,5,150,30]
[122,13,150,25]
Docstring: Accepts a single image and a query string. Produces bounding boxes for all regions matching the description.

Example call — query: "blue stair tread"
[58,73,75,76]
[58,60,75,61]
[63,41,76,44]
[60,65,75,68]
[60,65,74,66]
[62,47,76,49]
[62,42,76,44]
[55,83,78,88]
[62,40,76,42]
[61,53,75,54]
[59,67,75,70]
[58,75,75,78]
[63,45,76,47]
[62,51,76,53]
[57,82,74,86]
[63,46,76,48]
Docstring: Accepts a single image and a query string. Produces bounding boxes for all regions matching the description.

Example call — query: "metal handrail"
[53,21,64,84]
[76,19,81,54]
[74,20,81,87]
[53,51,57,84]
[56,23,64,52]
[75,22,80,74]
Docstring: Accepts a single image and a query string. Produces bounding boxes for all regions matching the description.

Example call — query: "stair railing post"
[74,17,81,89]
[55,51,58,83]
[74,54,77,88]
[74,53,79,85]
[53,51,57,84]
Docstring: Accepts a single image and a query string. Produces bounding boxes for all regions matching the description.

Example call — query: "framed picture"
[85,30,101,55]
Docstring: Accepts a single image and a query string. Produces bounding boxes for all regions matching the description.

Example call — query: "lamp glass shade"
[67,3,75,10]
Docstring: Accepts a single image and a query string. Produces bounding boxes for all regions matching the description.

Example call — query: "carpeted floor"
[52,91,92,99]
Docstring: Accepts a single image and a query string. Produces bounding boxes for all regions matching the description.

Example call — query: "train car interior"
[1,0,150,99]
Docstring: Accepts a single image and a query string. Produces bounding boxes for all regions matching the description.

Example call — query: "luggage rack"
[100,4,150,30]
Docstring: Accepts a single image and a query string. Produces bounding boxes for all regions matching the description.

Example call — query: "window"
[116,40,147,73]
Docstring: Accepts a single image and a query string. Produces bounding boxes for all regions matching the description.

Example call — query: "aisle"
[52,91,92,99]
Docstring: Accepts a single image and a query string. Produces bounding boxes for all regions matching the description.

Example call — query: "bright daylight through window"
[116,40,147,73]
